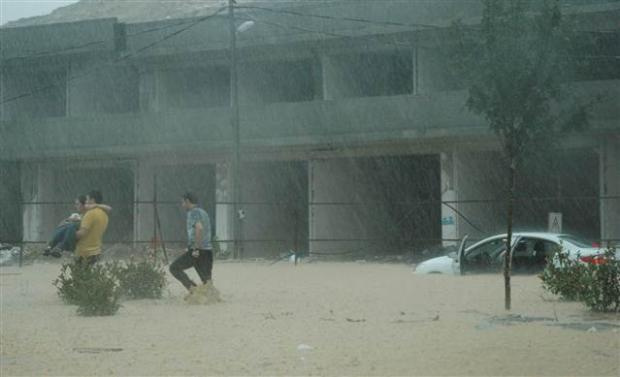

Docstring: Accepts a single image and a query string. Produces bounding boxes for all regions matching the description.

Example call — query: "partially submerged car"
[414,232,608,275]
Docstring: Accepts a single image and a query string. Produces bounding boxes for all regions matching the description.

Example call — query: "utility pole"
[229,0,243,259]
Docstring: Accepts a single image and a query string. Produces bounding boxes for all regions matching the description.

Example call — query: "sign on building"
[548,212,562,233]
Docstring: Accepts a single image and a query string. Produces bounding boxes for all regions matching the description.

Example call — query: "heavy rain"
[0,0,618,375]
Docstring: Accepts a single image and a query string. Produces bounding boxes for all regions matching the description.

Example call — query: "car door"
[512,237,559,273]
[456,235,469,275]
[460,235,508,274]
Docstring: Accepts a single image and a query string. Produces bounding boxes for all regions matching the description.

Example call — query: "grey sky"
[1,0,79,25]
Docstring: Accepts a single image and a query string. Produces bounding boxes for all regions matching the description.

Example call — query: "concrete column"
[440,152,458,246]
[441,151,505,242]
[321,55,360,100]
[600,137,620,244]
[138,69,161,112]
[215,162,233,255]
[134,160,155,245]
[21,163,56,243]
[416,47,453,94]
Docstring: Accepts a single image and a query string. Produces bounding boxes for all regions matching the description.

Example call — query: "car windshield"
[558,235,592,248]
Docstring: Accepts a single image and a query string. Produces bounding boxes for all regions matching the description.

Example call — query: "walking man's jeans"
[169,249,213,290]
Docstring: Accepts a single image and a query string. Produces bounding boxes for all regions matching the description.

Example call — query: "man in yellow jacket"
[75,190,109,265]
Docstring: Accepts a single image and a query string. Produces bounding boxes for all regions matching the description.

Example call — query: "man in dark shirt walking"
[170,192,214,291]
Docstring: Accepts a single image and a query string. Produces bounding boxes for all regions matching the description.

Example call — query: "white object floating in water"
[297,344,313,351]
[587,326,597,333]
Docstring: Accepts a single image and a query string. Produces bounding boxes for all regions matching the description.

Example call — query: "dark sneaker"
[42,247,52,256]
[50,247,62,258]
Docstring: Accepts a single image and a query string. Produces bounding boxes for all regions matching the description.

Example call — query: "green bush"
[112,258,167,299]
[578,248,620,312]
[54,262,83,305]
[541,246,620,312]
[540,248,587,301]
[54,261,121,316]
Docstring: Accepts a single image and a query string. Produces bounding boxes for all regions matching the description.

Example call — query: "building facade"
[1,1,619,257]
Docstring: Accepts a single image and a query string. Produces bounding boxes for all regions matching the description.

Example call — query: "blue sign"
[441,216,455,225]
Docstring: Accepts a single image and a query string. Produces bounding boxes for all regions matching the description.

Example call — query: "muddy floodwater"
[1,260,618,376]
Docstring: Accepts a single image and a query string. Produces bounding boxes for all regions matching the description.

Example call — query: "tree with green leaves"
[450,0,592,310]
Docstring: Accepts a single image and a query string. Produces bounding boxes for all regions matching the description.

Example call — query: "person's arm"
[75,212,93,240]
[84,203,112,213]
[191,221,204,257]
[194,221,203,249]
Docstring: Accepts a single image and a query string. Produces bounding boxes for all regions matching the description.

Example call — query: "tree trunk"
[504,159,516,311]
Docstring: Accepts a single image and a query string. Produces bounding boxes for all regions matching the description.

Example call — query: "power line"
[2,40,109,61]
[131,7,227,55]
[237,4,442,30]
[0,7,228,106]
[2,4,618,106]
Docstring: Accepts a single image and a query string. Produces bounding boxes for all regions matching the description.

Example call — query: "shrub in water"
[578,247,620,312]
[540,247,586,301]
[541,245,620,312]
[113,258,167,299]
[54,262,83,305]
[54,260,121,316]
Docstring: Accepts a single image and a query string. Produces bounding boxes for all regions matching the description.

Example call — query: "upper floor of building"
[1,0,619,160]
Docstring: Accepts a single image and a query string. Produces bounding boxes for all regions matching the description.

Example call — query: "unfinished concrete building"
[1,0,619,258]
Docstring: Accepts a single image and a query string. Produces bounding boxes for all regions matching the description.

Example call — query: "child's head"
[74,195,87,212]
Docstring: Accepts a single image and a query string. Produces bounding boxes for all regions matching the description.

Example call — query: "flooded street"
[1,261,618,376]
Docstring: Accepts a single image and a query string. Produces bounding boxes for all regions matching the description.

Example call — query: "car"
[414,232,609,275]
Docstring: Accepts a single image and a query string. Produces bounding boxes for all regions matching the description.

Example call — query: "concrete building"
[1,1,619,257]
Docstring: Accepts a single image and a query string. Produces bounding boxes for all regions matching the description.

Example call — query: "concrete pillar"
[600,137,620,244]
[440,153,458,246]
[416,47,454,94]
[321,55,361,100]
[134,160,155,246]
[441,151,505,242]
[215,162,233,255]
[21,163,56,244]
[138,69,161,112]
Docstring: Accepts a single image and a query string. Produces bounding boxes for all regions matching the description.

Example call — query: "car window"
[513,237,559,270]
[558,235,591,248]
[465,238,506,261]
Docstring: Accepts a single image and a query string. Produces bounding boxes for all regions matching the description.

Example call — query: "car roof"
[481,232,568,241]
[465,232,568,250]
